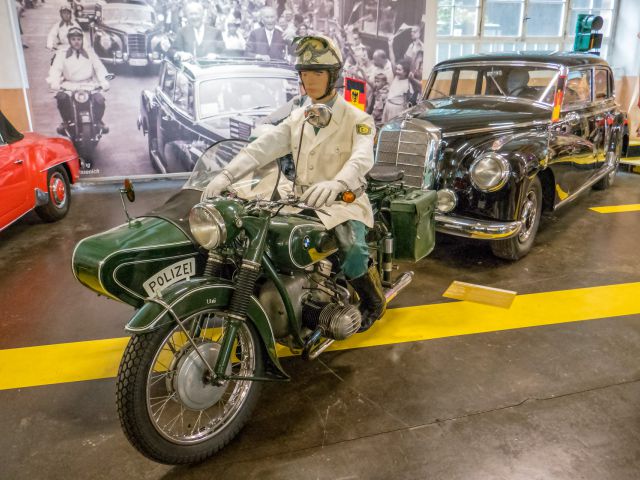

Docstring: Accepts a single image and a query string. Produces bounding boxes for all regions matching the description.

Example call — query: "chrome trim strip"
[435,214,523,240]
[442,120,550,138]
[555,163,616,210]
[433,60,564,71]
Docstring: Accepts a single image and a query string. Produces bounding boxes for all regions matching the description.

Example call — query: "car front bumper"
[435,214,523,240]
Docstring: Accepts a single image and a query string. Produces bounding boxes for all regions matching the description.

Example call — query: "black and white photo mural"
[18,0,426,178]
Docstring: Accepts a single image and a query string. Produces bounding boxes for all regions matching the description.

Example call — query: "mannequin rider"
[204,35,386,332]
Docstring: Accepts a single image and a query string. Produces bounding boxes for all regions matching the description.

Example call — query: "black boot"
[349,265,386,333]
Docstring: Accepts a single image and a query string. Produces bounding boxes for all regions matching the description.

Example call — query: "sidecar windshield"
[183,139,282,200]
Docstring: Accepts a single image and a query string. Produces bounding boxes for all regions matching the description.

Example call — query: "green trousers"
[333,220,369,280]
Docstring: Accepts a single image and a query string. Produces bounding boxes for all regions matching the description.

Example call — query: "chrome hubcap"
[518,192,537,243]
[171,342,231,411]
[606,151,619,183]
[50,174,67,207]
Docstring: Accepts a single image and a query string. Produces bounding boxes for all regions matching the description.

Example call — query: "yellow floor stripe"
[590,204,640,214]
[2,282,640,391]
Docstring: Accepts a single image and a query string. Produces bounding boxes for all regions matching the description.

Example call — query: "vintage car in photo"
[69,0,104,28]
[90,1,171,67]
[0,111,80,231]
[138,58,299,173]
[375,52,628,260]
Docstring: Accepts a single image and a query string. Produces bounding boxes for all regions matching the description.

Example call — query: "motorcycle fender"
[125,278,289,381]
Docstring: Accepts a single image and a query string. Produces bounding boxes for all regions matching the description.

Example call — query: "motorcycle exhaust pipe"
[384,271,414,304]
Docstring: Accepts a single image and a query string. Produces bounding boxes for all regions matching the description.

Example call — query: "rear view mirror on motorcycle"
[304,103,332,129]
[119,179,136,224]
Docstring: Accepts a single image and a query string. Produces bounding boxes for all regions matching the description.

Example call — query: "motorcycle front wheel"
[116,309,264,464]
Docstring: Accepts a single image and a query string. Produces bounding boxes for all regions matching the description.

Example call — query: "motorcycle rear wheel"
[116,309,264,464]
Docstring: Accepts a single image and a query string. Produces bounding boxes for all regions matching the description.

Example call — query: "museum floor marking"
[1,281,640,391]
[590,204,640,214]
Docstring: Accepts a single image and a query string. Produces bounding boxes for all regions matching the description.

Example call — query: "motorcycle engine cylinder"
[318,303,362,340]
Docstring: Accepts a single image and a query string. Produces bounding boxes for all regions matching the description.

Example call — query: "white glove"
[202,172,232,200]
[301,180,343,208]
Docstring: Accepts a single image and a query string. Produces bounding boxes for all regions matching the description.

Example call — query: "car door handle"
[13,159,24,165]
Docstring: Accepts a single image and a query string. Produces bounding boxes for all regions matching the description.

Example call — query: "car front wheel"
[491,176,542,260]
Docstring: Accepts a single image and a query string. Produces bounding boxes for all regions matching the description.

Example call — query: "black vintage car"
[376,52,628,260]
[138,58,299,173]
[90,1,171,68]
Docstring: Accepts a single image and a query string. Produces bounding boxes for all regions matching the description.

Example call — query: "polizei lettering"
[142,258,196,297]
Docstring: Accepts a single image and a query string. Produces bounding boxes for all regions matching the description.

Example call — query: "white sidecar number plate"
[143,258,196,297]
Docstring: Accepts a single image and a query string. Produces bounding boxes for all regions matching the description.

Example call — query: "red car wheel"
[35,166,71,222]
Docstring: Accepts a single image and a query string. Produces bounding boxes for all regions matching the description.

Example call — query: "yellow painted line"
[442,281,516,309]
[2,282,640,391]
[590,204,640,214]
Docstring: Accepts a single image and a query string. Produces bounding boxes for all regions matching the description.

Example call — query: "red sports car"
[0,110,80,231]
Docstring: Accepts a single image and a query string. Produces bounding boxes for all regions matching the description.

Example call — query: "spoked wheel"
[116,309,264,464]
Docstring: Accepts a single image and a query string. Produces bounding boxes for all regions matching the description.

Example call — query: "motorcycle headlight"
[469,153,511,192]
[74,90,90,103]
[99,34,113,51]
[189,202,227,250]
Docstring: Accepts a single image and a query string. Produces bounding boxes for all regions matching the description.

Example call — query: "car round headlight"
[436,189,457,213]
[189,203,227,250]
[99,34,113,51]
[469,153,511,192]
[74,90,90,103]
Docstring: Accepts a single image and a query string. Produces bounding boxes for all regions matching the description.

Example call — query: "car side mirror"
[105,73,115,81]
[304,103,332,129]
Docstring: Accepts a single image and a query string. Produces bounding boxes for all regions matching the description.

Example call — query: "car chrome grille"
[375,120,440,189]
[127,34,147,58]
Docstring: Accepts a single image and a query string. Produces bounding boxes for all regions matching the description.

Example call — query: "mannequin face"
[300,70,331,101]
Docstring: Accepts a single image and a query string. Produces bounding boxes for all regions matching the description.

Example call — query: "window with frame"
[564,69,592,106]
[435,0,617,63]
[161,64,176,97]
[173,72,194,117]
[593,68,610,100]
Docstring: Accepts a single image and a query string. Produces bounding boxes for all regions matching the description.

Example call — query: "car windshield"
[184,139,286,201]
[102,8,154,24]
[427,65,560,105]
[198,77,298,118]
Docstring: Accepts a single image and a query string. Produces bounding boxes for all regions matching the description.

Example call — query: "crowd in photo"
[160,0,425,125]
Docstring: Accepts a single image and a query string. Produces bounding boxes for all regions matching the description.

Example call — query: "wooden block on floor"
[443,281,517,309]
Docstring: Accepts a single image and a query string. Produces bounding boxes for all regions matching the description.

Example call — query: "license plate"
[143,258,196,297]
[129,58,148,66]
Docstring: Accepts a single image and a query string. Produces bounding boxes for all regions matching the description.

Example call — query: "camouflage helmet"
[293,35,343,72]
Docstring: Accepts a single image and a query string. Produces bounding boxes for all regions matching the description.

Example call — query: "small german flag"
[344,77,366,111]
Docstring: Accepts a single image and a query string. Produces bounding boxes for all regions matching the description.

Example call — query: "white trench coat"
[228,94,376,230]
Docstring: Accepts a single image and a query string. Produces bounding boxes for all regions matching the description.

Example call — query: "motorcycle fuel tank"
[265,214,338,271]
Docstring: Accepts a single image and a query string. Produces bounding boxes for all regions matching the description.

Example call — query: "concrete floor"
[1,174,640,479]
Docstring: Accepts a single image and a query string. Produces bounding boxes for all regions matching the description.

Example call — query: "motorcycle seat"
[366,164,404,183]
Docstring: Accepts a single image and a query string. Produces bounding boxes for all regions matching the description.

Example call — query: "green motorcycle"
[72,113,436,464]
